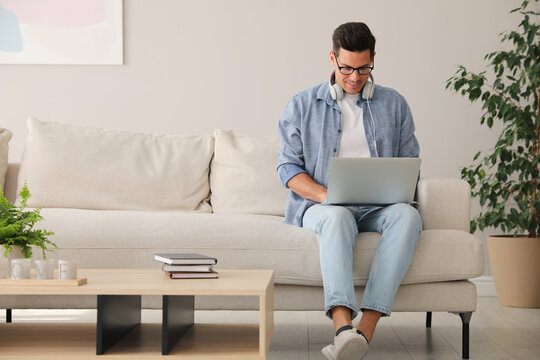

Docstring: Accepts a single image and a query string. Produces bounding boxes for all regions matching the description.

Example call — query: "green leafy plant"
[0,182,56,258]
[445,0,539,237]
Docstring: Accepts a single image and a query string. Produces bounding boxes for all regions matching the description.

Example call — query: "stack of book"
[154,253,218,279]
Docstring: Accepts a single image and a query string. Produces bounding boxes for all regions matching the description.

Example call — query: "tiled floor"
[2,297,539,359]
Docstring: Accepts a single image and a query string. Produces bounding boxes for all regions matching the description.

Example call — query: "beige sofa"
[1,118,483,358]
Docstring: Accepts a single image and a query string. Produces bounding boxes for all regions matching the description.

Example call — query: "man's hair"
[332,22,376,57]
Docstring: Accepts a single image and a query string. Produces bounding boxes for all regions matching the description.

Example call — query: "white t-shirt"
[337,93,371,158]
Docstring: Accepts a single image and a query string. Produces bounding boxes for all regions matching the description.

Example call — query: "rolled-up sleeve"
[277,95,308,188]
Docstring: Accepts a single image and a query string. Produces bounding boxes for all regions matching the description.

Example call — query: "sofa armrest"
[417,178,471,232]
[4,163,20,203]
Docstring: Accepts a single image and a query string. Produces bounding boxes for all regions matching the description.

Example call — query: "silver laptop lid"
[326,157,421,205]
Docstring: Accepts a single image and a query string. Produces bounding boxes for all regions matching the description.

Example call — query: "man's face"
[330,48,375,94]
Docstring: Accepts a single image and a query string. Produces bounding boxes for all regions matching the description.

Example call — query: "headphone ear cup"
[332,83,343,100]
[329,72,344,100]
[362,82,374,100]
[362,74,375,100]
[329,82,337,100]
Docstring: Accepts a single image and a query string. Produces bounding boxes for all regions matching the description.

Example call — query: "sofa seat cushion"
[38,208,483,286]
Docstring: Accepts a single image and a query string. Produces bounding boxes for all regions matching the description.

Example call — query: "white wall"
[0,0,525,275]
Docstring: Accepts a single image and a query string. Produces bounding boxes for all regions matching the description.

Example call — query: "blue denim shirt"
[277,80,420,227]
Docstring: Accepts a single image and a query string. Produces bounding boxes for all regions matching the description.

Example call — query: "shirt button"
[338,129,341,133]
[333,149,337,152]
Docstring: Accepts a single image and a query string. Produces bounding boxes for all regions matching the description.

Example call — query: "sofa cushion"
[0,128,13,191]
[17,118,213,211]
[210,129,288,216]
[38,208,484,285]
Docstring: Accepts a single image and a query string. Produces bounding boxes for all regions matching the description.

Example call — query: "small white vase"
[1,246,26,278]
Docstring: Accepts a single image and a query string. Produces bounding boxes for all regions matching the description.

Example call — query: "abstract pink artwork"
[0,0,123,64]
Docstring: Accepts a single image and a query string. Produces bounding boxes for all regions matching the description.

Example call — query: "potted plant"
[445,0,539,307]
[0,182,56,259]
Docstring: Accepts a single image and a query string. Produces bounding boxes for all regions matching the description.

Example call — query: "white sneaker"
[321,329,369,360]
[321,343,336,360]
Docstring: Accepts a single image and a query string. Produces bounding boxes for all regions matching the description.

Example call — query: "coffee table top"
[0,268,274,296]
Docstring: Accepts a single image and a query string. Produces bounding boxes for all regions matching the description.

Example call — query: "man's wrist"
[318,186,328,203]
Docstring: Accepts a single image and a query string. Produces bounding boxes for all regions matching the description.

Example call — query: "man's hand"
[287,173,327,203]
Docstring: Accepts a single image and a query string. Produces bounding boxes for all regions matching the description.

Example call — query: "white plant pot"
[1,246,25,260]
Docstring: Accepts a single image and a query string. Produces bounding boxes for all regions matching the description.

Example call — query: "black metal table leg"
[426,311,432,328]
[6,309,12,323]
[162,295,194,355]
[96,295,141,355]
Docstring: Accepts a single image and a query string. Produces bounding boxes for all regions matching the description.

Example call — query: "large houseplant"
[446,0,539,307]
[0,183,56,259]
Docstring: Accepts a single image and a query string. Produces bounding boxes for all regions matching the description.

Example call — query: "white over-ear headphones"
[329,72,375,101]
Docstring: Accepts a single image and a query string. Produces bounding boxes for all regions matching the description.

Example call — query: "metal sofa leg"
[450,311,472,359]
[6,309,12,323]
[426,311,432,328]
[459,312,472,359]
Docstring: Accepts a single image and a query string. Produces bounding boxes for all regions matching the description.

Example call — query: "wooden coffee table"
[0,268,274,359]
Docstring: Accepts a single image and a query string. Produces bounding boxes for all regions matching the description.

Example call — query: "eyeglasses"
[333,52,374,75]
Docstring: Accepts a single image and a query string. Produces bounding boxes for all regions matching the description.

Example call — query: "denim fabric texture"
[277,80,420,227]
[303,203,422,319]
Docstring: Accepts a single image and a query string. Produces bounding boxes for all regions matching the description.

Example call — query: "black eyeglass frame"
[333,52,374,75]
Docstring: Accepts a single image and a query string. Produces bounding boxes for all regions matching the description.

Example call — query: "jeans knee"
[388,203,422,233]
[314,206,358,247]
[319,206,356,229]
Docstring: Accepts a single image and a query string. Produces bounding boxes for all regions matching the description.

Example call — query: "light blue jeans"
[302,203,422,319]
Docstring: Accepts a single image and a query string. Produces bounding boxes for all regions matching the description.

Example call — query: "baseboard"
[471,276,497,297]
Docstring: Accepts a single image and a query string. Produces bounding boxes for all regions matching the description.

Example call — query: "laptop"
[325,157,421,205]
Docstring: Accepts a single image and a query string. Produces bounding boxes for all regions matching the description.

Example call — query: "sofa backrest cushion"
[210,129,288,216]
[0,128,12,192]
[17,118,213,211]
[417,178,471,232]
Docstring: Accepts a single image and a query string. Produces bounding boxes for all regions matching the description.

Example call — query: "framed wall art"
[0,0,123,65]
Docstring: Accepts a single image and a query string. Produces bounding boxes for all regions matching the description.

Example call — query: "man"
[277,22,422,360]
